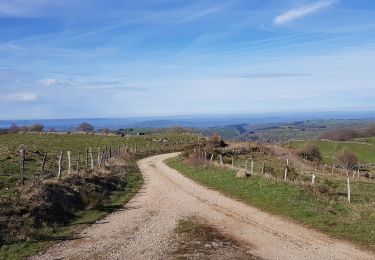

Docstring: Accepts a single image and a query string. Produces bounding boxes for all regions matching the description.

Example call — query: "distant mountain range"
[1,111,375,131]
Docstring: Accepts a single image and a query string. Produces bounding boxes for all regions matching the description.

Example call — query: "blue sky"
[0,0,375,119]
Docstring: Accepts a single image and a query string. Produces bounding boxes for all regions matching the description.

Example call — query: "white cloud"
[38,78,58,86]
[274,0,337,25]
[0,92,37,102]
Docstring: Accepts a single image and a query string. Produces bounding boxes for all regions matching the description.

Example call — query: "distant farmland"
[291,140,375,163]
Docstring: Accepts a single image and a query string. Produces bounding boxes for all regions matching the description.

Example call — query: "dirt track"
[33,153,374,260]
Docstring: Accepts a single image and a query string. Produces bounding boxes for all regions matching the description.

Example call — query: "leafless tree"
[29,123,44,132]
[337,149,358,170]
[78,122,95,134]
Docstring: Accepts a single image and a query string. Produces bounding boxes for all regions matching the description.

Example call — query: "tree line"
[1,122,97,134]
[320,125,375,141]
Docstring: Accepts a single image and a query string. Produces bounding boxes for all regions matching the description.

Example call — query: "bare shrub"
[297,143,322,162]
[209,133,227,148]
[182,150,208,168]
[78,122,95,134]
[336,149,358,170]
[29,123,44,132]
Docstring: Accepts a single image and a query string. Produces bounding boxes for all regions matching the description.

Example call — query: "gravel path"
[32,153,374,260]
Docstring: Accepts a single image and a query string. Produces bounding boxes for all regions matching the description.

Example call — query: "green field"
[356,137,375,144]
[0,133,197,195]
[166,157,375,250]
[291,140,375,163]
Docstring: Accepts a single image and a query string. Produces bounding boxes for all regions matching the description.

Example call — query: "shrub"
[336,149,358,170]
[78,122,95,134]
[29,123,44,132]
[297,143,322,162]
[209,133,227,148]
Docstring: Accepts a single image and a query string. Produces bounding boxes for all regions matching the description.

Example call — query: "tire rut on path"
[32,153,374,260]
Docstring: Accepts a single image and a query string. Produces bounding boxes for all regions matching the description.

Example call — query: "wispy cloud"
[38,78,58,86]
[0,92,37,101]
[280,93,319,100]
[274,0,337,25]
[237,72,312,79]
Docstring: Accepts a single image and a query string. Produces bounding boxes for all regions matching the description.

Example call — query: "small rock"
[236,170,248,178]
[211,242,219,249]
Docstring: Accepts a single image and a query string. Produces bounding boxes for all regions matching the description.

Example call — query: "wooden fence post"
[99,150,105,167]
[284,168,288,181]
[251,161,254,175]
[219,154,223,167]
[261,161,265,175]
[67,151,71,175]
[97,147,101,166]
[57,151,63,179]
[89,147,94,170]
[85,148,88,168]
[40,152,47,176]
[312,174,315,185]
[19,148,25,185]
[76,153,81,171]
[231,156,234,167]
[347,178,351,203]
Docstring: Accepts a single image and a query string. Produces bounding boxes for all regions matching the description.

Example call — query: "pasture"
[291,140,375,164]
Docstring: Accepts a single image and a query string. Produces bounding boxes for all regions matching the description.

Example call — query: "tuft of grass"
[166,157,375,251]
[171,217,260,259]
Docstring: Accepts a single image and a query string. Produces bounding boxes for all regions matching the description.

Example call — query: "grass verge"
[166,157,375,251]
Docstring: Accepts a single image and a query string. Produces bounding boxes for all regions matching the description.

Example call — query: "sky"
[0,0,375,119]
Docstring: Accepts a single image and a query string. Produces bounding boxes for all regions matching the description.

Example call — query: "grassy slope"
[166,157,375,250]
[291,140,375,163]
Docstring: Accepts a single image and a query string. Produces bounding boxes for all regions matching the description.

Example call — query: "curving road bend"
[33,153,374,260]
